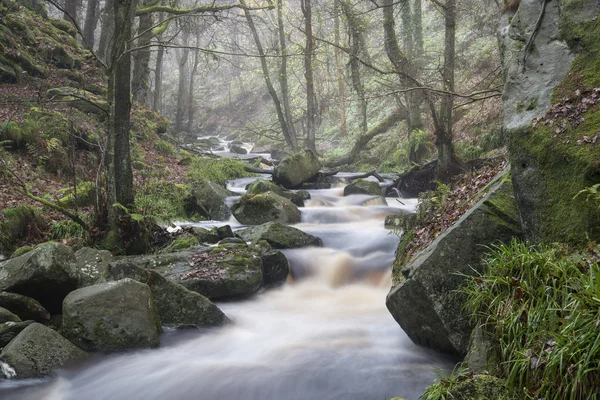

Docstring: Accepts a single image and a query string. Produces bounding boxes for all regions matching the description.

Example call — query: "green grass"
[187,157,254,186]
[463,240,600,400]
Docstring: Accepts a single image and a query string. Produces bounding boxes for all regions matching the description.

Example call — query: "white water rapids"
[0,175,456,400]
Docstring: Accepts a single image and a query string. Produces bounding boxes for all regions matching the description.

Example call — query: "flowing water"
[0,174,456,400]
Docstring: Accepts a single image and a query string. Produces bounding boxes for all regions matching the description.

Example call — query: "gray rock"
[185,180,235,221]
[230,144,247,154]
[231,191,301,225]
[75,247,114,287]
[0,243,79,313]
[246,179,305,207]
[216,225,234,240]
[191,227,221,244]
[0,306,20,324]
[464,325,501,375]
[343,179,382,197]
[62,279,162,351]
[0,323,87,378]
[104,261,228,328]
[236,222,323,249]
[261,250,289,286]
[0,292,50,323]
[272,149,322,188]
[0,320,34,349]
[386,171,521,356]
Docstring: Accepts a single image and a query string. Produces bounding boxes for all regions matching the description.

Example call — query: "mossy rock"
[46,87,108,117]
[185,180,235,221]
[49,18,76,37]
[0,306,21,324]
[0,58,19,83]
[236,222,323,249]
[272,149,322,188]
[0,291,50,323]
[245,178,305,206]
[74,247,114,287]
[10,246,34,259]
[343,179,382,196]
[58,181,96,207]
[231,191,301,225]
[230,144,247,154]
[450,375,509,400]
[191,227,221,244]
[163,233,200,253]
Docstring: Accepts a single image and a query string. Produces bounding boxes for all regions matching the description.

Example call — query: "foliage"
[50,219,86,240]
[420,367,472,400]
[454,141,484,161]
[134,181,190,224]
[463,240,600,400]
[0,205,48,253]
[153,139,176,156]
[574,183,600,206]
[479,129,505,152]
[187,157,253,186]
[416,182,451,223]
[404,130,434,165]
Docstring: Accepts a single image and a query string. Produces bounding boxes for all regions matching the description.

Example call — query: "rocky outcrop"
[231,191,301,225]
[75,247,114,287]
[343,179,382,197]
[386,171,521,356]
[185,180,235,221]
[0,323,87,379]
[0,243,79,313]
[0,292,50,323]
[246,178,306,207]
[502,0,600,244]
[272,149,322,188]
[104,261,228,328]
[236,222,322,249]
[62,279,162,351]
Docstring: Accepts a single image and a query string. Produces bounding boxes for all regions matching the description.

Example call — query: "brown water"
[0,177,456,400]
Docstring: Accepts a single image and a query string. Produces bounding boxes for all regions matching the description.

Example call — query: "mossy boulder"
[9,246,33,259]
[448,375,508,400]
[46,87,109,117]
[0,306,21,323]
[58,181,96,207]
[246,178,306,206]
[74,247,114,287]
[502,0,600,244]
[343,179,382,197]
[464,325,502,376]
[0,323,86,379]
[191,227,221,244]
[386,171,521,356]
[231,191,301,225]
[260,249,289,286]
[185,180,235,221]
[0,292,50,323]
[230,144,247,154]
[0,320,33,348]
[103,261,228,329]
[0,243,79,313]
[62,279,162,351]
[236,222,322,249]
[272,149,322,188]
[49,18,76,37]
[162,233,200,253]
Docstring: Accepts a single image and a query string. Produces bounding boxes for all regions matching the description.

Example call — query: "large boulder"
[0,292,50,323]
[74,247,114,287]
[185,180,235,221]
[502,0,600,244]
[104,261,228,328]
[343,179,382,197]
[0,306,20,324]
[231,191,301,225]
[246,178,306,207]
[236,222,322,249]
[62,279,162,351]
[272,149,322,188]
[0,243,79,313]
[386,171,521,356]
[0,323,87,379]
[260,249,289,286]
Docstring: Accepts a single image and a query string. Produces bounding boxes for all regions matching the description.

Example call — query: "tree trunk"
[241,0,297,152]
[276,0,298,151]
[401,0,423,133]
[153,44,164,112]
[175,29,190,133]
[187,32,201,133]
[413,0,424,57]
[83,0,99,49]
[63,0,78,25]
[436,0,460,178]
[341,0,367,135]
[334,0,347,137]
[106,0,136,229]
[301,0,316,152]
[131,0,157,106]
[98,0,115,62]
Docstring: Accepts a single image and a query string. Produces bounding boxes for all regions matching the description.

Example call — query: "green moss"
[10,245,34,259]
[0,205,48,254]
[58,181,96,207]
[163,233,199,252]
[131,107,169,140]
[187,157,254,186]
[391,230,414,285]
[50,219,86,240]
[49,19,76,37]
[153,139,176,156]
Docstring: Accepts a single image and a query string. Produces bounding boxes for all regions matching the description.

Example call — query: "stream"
[0,139,456,400]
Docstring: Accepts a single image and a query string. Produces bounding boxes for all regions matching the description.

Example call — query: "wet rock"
[231,191,301,225]
[272,149,322,189]
[219,237,246,245]
[74,247,113,287]
[464,325,502,375]
[260,250,289,286]
[230,144,247,154]
[191,227,221,244]
[246,178,305,207]
[9,246,33,259]
[216,225,234,240]
[0,242,79,313]
[386,171,521,356]
[236,222,322,249]
[62,279,162,351]
[162,232,200,253]
[343,179,382,197]
[446,375,507,400]
[0,323,87,379]
[0,320,34,349]
[0,307,20,324]
[104,261,228,329]
[0,292,50,323]
[185,180,235,221]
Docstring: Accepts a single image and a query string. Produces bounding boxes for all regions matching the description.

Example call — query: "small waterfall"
[1,362,16,379]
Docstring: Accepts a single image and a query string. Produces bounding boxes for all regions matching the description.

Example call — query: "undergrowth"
[187,157,253,186]
[463,240,600,400]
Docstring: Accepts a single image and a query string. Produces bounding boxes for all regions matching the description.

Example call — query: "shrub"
[463,240,600,400]
[187,157,253,186]
[0,205,48,252]
[153,139,176,156]
[50,219,85,239]
[134,181,190,223]
[454,141,484,161]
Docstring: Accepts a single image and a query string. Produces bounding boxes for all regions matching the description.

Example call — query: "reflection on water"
[0,174,456,400]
